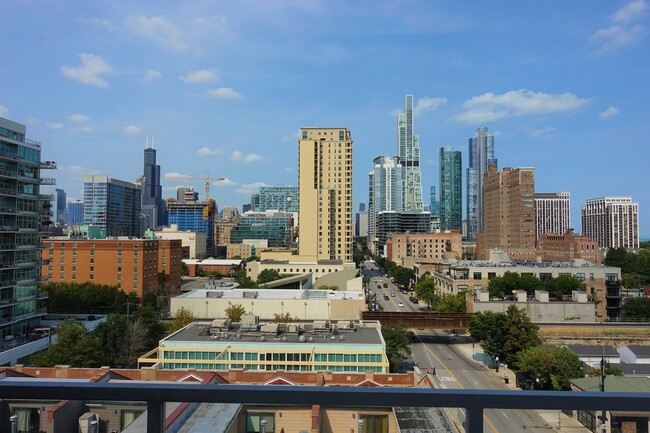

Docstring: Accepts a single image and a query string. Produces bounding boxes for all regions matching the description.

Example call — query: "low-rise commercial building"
[138,320,388,373]
[152,224,207,259]
[247,250,356,282]
[171,287,365,321]
[386,230,462,267]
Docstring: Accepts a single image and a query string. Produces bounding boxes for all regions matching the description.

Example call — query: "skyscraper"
[535,192,570,241]
[54,188,66,226]
[397,95,423,211]
[581,197,639,250]
[66,200,84,225]
[368,156,402,252]
[430,186,440,217]
[479,166,536,261]
[439,147,462,230]
[167,199,216,255]
[142,145,166,229]
[83,175,142,237]
[298,127,353,263]
[0,116,51,337]
[467,126,497,241]
[258,185,299,212]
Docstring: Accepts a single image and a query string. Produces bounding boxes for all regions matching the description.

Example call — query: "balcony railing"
[0,382,649,433]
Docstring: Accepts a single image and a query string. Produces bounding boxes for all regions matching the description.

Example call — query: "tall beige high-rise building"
[478,166,536,261]
[581,197,639,250]
[298,127,353,263]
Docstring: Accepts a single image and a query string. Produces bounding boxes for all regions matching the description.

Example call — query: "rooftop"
[177,288,363,301]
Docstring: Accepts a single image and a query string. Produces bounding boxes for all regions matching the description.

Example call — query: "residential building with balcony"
[83,175,142,238]
[374,211,433,255]
[581,196,640,250]
[535,192,570,241]
[229,211,294,249]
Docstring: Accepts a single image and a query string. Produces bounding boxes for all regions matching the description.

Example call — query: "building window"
[121,410,144,431]
[12,408,40,433]
[118,267,122,272]
[360,414,388,433]
[246,413,275,433]
[90,258,94,264]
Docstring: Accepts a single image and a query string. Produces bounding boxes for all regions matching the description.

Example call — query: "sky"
[1,0,648,237]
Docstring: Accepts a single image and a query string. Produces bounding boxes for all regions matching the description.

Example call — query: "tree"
[414,275,437,310]
[381,322,411,373]
[390,267,414,289]
[169,307,197,333]
[604,247,628,269]
[435,293,466,312]
[545,275,585,295]
[622,297,650,319]
[468,311,507,360]
[273,312,293,323]
[180,261,189,276]
[501,305,541,365]
[515,346,583,390]
[257,269,282,285]
[233,268,258,288]
[30,320,104,368]
[225,303,247,322]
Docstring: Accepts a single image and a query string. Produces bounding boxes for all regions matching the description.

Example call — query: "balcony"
[40,160,57,169]
[39,177,56,185]
[0,382,648,433]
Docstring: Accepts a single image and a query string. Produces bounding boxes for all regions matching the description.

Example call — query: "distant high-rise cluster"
[397,95,423,212]
[368,156,402,251]
[467,126,496,241]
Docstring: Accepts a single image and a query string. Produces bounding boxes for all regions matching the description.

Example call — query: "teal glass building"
[439,147,462,231]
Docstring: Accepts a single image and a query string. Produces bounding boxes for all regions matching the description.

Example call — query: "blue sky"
[1,0,648,237]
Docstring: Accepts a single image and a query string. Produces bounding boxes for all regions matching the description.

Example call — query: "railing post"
[465,405,483,433]
[147,400,165,433]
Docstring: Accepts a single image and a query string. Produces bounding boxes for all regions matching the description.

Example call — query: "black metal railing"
[1,381,649,433]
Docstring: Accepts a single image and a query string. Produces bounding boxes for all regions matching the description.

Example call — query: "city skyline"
[1,1,648,236]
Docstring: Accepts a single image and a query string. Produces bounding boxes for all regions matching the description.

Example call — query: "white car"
[398,302,404,307]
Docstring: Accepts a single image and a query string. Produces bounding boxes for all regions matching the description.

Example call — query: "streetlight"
[495,356,500,373]
[504,363,508,383]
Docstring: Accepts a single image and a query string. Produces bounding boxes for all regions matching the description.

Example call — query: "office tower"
[430,186,440,217]
[359,202,366,212]
[83,175,142,237]
[167,199,216,255]
[258,185,299,212]
[142,145,166,229]
[481,166,536,260]
[250,193,261,212]
[375,211,433,253]
[230,211,294,248]
[439,147,462,231]
[467,126,497,241]
[55,188,66,226]
[242,203,252,213]
[0,116,53,337]
[535,192,570,241]
[581,197,639,250]
[368,156,403,252]
[397,95,423,211]
[66,200,84,225]
[298,127,353,263]
[356,202,368,237]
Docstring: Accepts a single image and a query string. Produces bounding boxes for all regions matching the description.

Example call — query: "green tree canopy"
[622,297,650,319]
[39,282,127,313]
[381,322,411,373]
[390,266,414,289]
[515,346,583,390]
[414,275,437,310]
[30,320,105,368]
[434,293,466,312]
[169,307,197,334]
[468,311,507,360]
[225,303,247,322]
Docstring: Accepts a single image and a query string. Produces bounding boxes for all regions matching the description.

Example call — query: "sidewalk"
[454,342,591,433]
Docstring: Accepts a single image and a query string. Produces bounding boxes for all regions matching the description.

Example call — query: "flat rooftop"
[164,321,383,346]
[177,288,364,301]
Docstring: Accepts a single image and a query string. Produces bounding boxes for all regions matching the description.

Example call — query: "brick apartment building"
[537,230,602,265]
[385,230,463,267]
[41,238,182,301]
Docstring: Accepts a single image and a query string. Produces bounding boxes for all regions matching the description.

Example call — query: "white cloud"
[235,182,270,195]
[204,87,243,100]
[528,126,556,139]
[142,69,162,82]
[231,151,264,163]
[125,15,187,52]
[64,165,101,179]
[67,113,90,122]
[0,105,8,117]
[46,122,64,129]
[83,17,116,32]
[25,117,40,125]
[180,69,219,83]
[164,172,191,180]
[123,125,142,135]
[61,53,112,88]
[284,167,295,173]
[590,0,647,53]
[599,106,620,119]
[451,89,589,124]
[197,147,222,156]
[215,178,236,187]
[71,126,94,133]
[413,97,448,116]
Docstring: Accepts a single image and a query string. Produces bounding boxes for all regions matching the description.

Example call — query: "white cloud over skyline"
[590,0,647,53]
[125,15,188,52]
[451,89,589,124]
[122,125,142,135]
[46,122,64,129]
[231,151,263,163]
[61,53,112,88]
[414,97,448,116]
[164,172,191,180]
[142,69,162,82]
[599,106,620,119]
[67,114,90,122]
[180,69,219,83]
[0,106,8,117]
[197,147,222,156]
[235,182,270,195]
[204,87,242,99]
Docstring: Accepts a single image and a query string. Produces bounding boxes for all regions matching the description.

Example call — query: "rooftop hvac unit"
[241,314,259,325]
[211,318,231,329]
[260,323,279,334]
[313,320,328,330]
[79,412,98,433]
[287,323,300,333]
[337,321,353,330]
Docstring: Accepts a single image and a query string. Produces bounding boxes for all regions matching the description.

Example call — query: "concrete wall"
[469,300,595,323]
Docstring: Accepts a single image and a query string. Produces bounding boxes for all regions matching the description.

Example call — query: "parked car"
[383,283,388,288]
[384,295,390,300]
[409,296,419,304]
[398,302,404,307]
[390,292,396,297]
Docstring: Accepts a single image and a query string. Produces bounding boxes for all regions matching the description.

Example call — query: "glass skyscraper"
[83,175,142,237]
[230,212,293,248]
[142,145,166,229]
[368,156,402,252]
[439,147,462,231]
[397,95,423,211]
[430,186,440,217]
[66,200,84,225]
[258,185,299,212]
[467,126,496,241]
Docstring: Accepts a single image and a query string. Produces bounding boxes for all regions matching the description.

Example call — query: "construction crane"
[180,171,225,202]
[178,171,225,220]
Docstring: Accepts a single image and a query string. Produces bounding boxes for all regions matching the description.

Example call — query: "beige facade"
[226,243,254,259]
[386,231,462,265]
[298,128,353,264]
[171,288,365,321]
[478,166,536,261]
[154,224,207,259]
[247,255,356,282]
[215,220,236,245]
